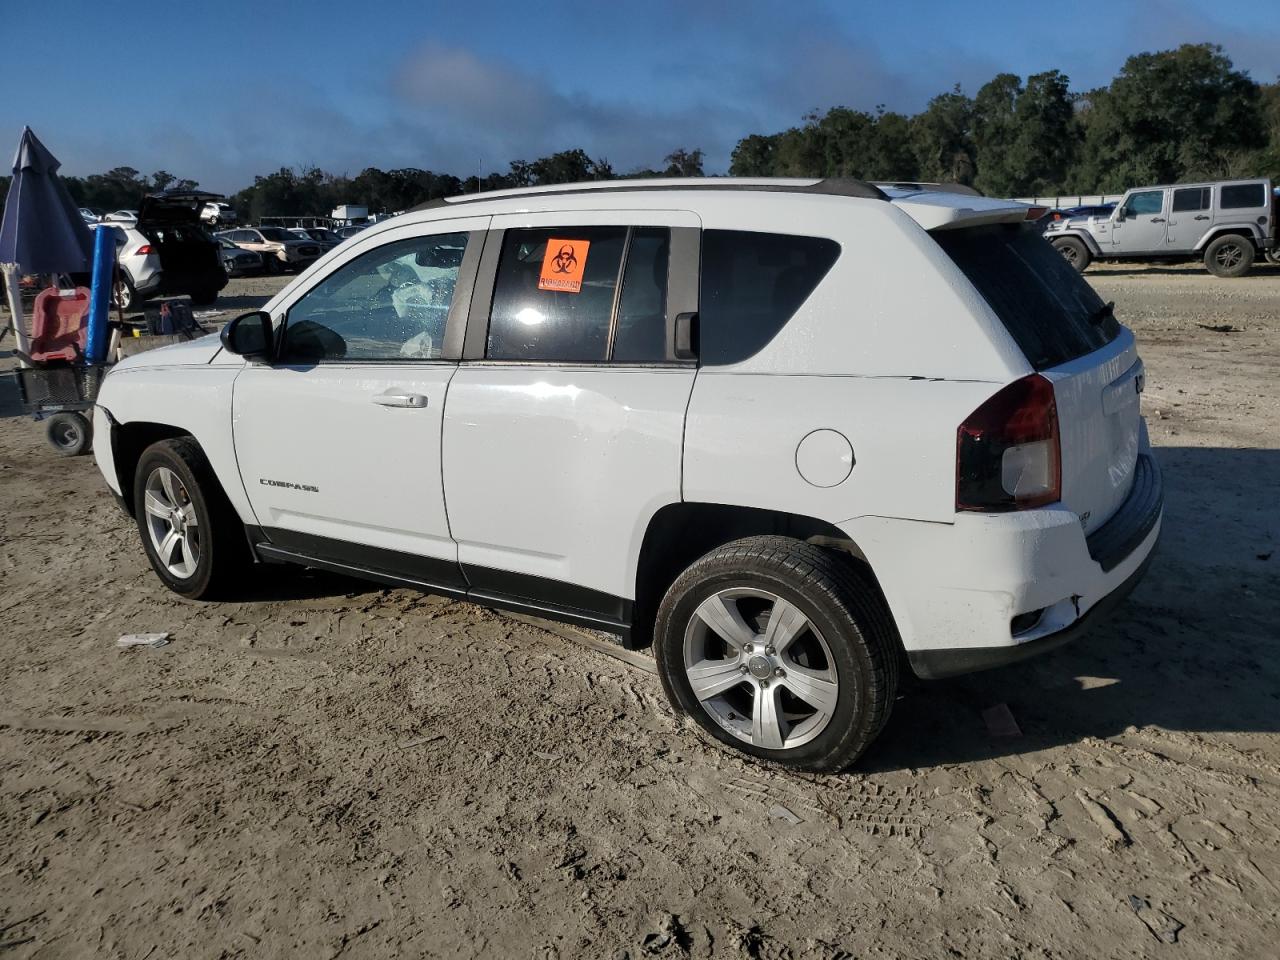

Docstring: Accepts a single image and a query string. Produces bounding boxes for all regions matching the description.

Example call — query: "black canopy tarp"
[0,126,94,273]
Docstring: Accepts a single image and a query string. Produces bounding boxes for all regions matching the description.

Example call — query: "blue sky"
[3,0,1276,192]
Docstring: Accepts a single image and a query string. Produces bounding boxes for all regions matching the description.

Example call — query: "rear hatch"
[932,221,1141,534]
[137,191,227,292]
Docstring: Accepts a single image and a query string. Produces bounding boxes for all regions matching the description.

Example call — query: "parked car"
[1061,202,1116,220]
[215,227,321,273]
[288,227,341,253]
[218,236,263,277]
[102,209,138,224]
[91,177,1162,771]
[78,207,101,223]
[336,224,368,240]
[1045,178,1276,277]
[91,191,228,308]
[201,202,237,228]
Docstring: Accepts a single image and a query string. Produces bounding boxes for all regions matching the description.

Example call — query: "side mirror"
[220,310,275,361]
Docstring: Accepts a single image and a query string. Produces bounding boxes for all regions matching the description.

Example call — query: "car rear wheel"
[112,275,136,311]
[1204,234,1255,278]
[133,438,249,600]
[654,536,898,772]
[1051,236,1091,272]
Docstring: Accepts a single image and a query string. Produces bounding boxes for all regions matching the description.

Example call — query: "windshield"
[932,223,1121,370]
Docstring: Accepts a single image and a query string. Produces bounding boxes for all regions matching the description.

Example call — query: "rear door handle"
[1194,215,1210,220]
[1150,218,1165,223]
[372,392,428,408]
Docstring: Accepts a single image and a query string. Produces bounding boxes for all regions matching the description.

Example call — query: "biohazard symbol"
[538,238,590,293]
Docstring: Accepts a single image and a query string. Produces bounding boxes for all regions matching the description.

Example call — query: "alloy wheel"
[682,588,840,750]
[143,466,200,579]
[1215,243,1244,268]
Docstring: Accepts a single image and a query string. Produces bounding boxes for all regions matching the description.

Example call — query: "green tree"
[1073,44,1262,191]
[972,73,1022,195]
[729,133,778,176]
[911,86,976,185]
[663,148,704,176]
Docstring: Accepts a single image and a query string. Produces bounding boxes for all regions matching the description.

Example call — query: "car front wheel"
[654,536,898,772]
[1051,236,1091,272]
[133,438,248,599]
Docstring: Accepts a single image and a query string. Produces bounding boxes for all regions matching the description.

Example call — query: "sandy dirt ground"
[1,263,1278,958]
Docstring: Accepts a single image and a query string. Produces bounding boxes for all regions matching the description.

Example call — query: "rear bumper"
[907,543,1156,678]
[841,452,1163,679]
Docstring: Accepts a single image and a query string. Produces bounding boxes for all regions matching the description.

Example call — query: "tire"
[1051,236,1092,272]
[263,256,282,275]
[1265,247,1280,266]
[190,288,219,306]
[45,412,92,457]
[654,536,898,772]
[132,437,248,600]
[1204,234,1255,278]
[112,275,137,311]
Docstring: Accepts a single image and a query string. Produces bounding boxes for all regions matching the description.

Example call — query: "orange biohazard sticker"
[538,238,590,293]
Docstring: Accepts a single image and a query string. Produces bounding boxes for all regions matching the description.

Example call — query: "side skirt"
[250,527,635,645]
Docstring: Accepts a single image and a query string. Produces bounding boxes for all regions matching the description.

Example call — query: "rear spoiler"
[888,191,1039,231]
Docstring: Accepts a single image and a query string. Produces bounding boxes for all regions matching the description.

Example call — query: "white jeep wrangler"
[92,178,1163,770]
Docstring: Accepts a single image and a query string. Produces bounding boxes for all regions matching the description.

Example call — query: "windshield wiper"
[1089,301,1116,326]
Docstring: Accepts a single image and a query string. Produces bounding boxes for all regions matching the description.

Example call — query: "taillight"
[956,374,1061,511]
[135,244,154,255]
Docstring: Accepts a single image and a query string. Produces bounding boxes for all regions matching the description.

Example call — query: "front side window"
[1220,183,1265,209]
[281,232,468,363]
[1122,191,1164,217]
[698,230,841,366]
[1172,187,1209,212]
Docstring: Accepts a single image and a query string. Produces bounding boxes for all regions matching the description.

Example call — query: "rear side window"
[1172,187,1209,212]
[699,230,840,365]
[1220,183,1266,209]
[487,227,627,363]
[933,224,1119,371]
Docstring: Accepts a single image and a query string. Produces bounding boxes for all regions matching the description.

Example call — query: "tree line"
[4,44,1277,218]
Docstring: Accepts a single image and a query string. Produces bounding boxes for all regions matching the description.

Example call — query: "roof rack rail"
[872,181,984,198]
[410,176,889,212]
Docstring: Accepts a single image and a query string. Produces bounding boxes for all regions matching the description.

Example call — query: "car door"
[1165,186,1211,251]
[1110,189,1168,253]
[441,210,700,626]
[233,217,488,590]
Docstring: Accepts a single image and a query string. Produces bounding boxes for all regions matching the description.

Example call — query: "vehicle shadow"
[860,445,1280,772]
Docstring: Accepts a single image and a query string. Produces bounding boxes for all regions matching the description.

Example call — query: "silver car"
[1046,177,1276,277]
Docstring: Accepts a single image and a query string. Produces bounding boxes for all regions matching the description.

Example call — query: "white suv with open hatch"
[91,178,1163,770]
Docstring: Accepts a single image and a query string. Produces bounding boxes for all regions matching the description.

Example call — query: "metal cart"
[15,362,107,456]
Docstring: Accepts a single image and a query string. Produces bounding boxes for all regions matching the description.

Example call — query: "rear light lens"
[956,374,1061,511]
[135,244,154,255]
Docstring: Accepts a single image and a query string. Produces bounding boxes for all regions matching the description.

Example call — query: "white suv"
[91,178,1163,770]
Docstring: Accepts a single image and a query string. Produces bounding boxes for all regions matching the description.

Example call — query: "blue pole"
[85,227,115,363]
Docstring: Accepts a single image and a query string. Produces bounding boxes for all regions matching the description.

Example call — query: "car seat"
[28,286,91,363]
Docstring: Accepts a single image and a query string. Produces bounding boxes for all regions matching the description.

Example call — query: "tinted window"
[699,230,840,365]
[1172,187,1209,212]
[1122,191,1164,216]
[933,224,1119,371]
[1220,183,1265,209]
[282,232,468,363]
[487,227,626,362]
[611,228,670,364]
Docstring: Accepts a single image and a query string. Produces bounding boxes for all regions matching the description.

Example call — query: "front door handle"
[1194,215,1210,221]
[372,392,428,408]
[1150,217,1166,223]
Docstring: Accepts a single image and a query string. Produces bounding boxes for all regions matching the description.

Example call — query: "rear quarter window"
[699,230,840,365]
[1219,183,1266,209]
[933,224,1120,371]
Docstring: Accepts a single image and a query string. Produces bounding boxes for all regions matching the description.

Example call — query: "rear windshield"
[932,224,1120,370]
